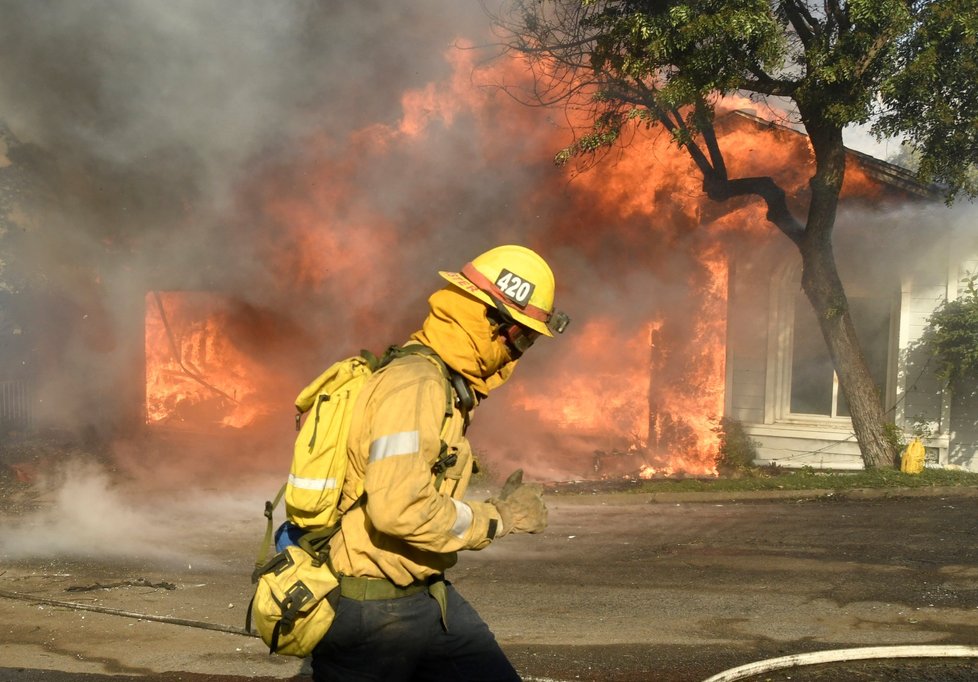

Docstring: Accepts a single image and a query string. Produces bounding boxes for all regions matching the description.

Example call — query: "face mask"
[410,286,519,394]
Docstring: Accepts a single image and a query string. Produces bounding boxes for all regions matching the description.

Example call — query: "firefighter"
[312,245,569,681]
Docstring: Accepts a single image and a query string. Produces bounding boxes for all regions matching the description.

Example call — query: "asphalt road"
[3,484,978,681]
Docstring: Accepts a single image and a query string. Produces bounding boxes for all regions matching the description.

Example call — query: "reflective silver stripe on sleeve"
[288,474,337,491]
[368,430,420,463]
[450,499,473,539]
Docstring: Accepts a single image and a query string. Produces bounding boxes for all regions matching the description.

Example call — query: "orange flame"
[507,317,656,447]
[145,292,273,429]
[139,44,897,481]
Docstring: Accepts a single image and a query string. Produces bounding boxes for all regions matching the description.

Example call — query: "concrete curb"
[546,485,978,506]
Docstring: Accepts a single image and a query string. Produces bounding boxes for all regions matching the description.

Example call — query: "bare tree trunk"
[799,238,896,468]
[801,123,897,469]
[694,112,899,469]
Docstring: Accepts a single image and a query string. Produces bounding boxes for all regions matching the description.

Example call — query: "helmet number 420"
[495,269,535,307]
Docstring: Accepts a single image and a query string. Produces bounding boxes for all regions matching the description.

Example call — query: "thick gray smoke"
[0,1,487,209]
[0,0,508,436]
[0,0,703,474]
[0,0,495,291]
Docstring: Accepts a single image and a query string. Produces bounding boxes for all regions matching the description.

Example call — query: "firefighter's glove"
[488,469,547,537]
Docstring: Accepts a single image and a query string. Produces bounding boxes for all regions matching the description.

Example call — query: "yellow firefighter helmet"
[439,245,569,337]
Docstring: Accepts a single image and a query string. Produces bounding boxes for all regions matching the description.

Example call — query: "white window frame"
[765,258,898,426]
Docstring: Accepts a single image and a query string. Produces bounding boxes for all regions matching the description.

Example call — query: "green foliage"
[874,0,978,200]
[924,273,978,389]
[793,0,914,127]
[713,417,760,473]
[882,421,906,452]
[506,0,978,199]
[584,0,784,122]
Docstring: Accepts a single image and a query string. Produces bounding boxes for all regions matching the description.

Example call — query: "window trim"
[765,258,898,426]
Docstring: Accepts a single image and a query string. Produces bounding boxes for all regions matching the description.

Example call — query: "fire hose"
[0,588,257,638]
[700,644,978,681]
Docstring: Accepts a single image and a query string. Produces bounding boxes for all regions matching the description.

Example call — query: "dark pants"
[311,582,521,681]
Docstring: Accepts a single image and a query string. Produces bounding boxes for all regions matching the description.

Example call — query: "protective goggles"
[547,310,571,335]
[487,300,570,357]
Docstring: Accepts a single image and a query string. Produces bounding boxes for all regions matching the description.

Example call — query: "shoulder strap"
[253,483,287,578]
[382,343,473,423]
[378,343,473,488]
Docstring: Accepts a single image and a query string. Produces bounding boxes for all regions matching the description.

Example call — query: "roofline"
[723,110,944,201]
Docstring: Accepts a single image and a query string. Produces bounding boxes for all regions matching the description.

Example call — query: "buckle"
[547,310,570,335]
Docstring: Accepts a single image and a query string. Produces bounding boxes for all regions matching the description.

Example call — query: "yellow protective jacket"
[328,348,502,586]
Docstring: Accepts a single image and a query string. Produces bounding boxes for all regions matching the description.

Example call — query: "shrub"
[714,417,760,474]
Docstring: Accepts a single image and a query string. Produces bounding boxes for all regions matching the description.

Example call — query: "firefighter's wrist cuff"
[466,500,503,549]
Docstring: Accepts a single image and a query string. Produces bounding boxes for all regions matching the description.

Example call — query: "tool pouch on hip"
[246,544,339,657]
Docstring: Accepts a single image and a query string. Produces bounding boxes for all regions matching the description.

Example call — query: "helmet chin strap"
[489,294,515,324]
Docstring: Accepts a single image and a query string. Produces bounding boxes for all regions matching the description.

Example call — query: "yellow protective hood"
[410,285,518,396]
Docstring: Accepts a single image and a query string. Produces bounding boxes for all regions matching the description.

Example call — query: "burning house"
[8,108,972,483]
[1,3,975,485]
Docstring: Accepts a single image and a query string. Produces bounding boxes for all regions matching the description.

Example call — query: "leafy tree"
[489,0,978,468]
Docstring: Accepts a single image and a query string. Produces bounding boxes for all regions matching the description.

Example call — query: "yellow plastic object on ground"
[900,438,926,474]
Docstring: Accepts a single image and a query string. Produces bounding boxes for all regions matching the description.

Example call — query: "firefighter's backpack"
[281,344,455,530]
[246,349,380,657]
[286,351,380,530]
[247,344,461,656]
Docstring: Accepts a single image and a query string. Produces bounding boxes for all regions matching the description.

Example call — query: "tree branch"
[826,0,849,33]
[782,0,818,48]
[699,115,728,181]
[705,175,805,244]
[741,73,798,97]
[852,23,901,80]
[631,90,803,243]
